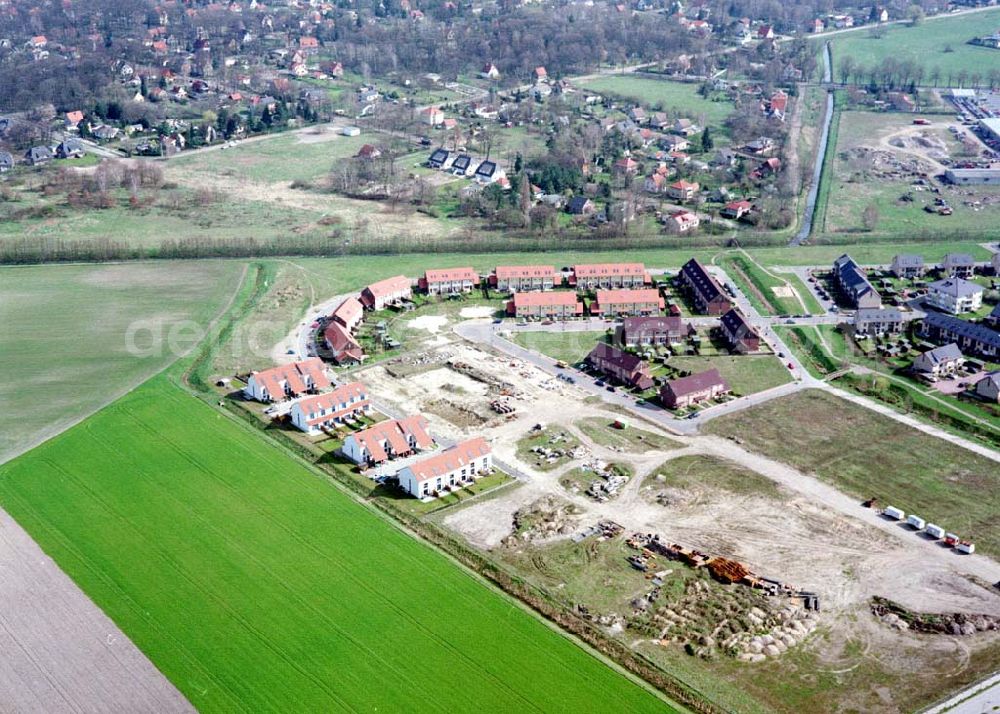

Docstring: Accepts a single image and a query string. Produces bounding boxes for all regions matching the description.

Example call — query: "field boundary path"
[790,43,834,246]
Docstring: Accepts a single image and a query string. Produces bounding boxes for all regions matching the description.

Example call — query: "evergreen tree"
[701,127,714,152]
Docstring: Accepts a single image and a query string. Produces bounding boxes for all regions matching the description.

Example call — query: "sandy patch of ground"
[407,315,450,333]
[459,306,495,318]
[771,285,795,299]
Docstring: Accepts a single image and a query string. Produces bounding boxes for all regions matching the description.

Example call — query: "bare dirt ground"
[357,336,1000,622]
[0,509,193,713]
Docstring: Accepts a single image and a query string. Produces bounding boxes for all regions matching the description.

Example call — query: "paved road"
[790,43,833,247]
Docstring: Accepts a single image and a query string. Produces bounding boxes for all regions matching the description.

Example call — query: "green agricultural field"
[578,76,735,126]
[0,261,243,464]
[667,355,792,396]
[0,375,672,713]
[826,8,1000,84]
[705,389,1000,556]
[511,329,609,365]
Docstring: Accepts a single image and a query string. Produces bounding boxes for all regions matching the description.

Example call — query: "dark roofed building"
[56,138,85,159]
[678,258,731,315]
[587,342,655,390]
[660,368,730,408]
[854,308,903,336]
[25,145,53,165]
[912,343,964,378]
[0,151,14,172]
[450,154,473,176]
[719,308,760,354]
[567,196,595,215]
[890,254,925,279]
[833,254,881,309]
[920,312,1000,359]
[940,253,975,279]
[427,148,450,169]
[616,316,687,346]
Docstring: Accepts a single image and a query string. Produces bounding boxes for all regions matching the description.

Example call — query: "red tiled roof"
[495,265,560,280]
[351,415,433,463]
[332,296,363,327]
[250,358,330,399]
[324,322,363,361]
[572,263,646,278]
[405,437,491,483]
[424,267,478,283]
[294,382,369,426]
[663,368,728,398]
[595,289,665,308]
[363,275,411,301]
[513,291,582,309]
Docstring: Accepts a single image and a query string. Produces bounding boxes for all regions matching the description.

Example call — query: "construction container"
[883,506,905,520]
[906,515,926,530]
[925,524,945,539]
[945,533,960,546]
[957,541,975,555]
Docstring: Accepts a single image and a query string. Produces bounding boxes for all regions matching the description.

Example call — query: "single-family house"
[427,148,450,169]
[397,437,492,498]
[473,160,506,184]
[853,307,904,336]
[616,316,687,347]
[56,139,85,159]
[289,382,371,435]
[764,90,788,121]
[244,358,331,402]
[645,173,668,194]
[480,63,500,79]
[571,263,649,290]
[920,312,1000,359]
[591,289,665,317]
[940,253,975,279]
[673,118,699,136]
[491,265,561,292]
[356,144,382,160]
[450,154,474,176]
[332,296,364,332]
[660,368,730,408]
[614,157,639,175]
[974,371,1000,402]
[662,135,691,152]
[890,254,925,279]
[719,308,760,354]
[534,66,548,82]
[25,146,53,166]
[988,303,1000,329]
[508,291,582,320]
[587,343,655,390]
[567,196,596,215]
[421,267,478,295]
[665,210,700,233]
[0,151,13,172]
[65,110,85,130]
[324,322,364,364]
[667,180,700,202]
[833,254,881,309]
[420,106,444,126]
[360,275,412,310]
[679,259,732,315]
[721,200,753,220]
[743,137,775,155]
[912,343,964,379]
[757,24,775,39]
[925,278,983,315]
[342,415,435,466]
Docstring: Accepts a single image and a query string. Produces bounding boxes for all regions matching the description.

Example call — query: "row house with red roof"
[244,358,331,402]
[342,415,435,466]
[324,321,364,365]
[570,263,649,291]
[397,437,493,498]
[591,289,664,317]
[507,291,583,320]
[420,267,478,295]
[289,381,371,435]
[360,275,412,310]
[490,265,562,292]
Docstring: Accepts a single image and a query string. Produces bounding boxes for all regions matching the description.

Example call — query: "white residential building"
[289,382,371,435]
[396,437,493,498]
[926,278,983,315]
[244,358,331,402]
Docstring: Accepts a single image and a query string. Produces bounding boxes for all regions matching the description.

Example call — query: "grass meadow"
[578,76,735,126]
[826,8,1000,83]
[0,374,672,713]
[0,261,243,464]
[705,389,1000,556]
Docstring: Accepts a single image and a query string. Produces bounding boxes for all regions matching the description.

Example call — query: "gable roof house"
[450,154,474,176]
[420,267,479,295]
[342,415,435,466]
[420,106,444,126]
[25,146,53,166]
[396,437,493,498]
[571,263,649,290]
[665,210,700,233]
[427,148,450,169]
[332,296,364,332]
[566,196,596,215]
[356,144,382,160]
[56,138,85,159]
[975,371,1000,403]
[244,358,331,402]
[491,265,562,292]
[587,343,655,390]
[940,253,976,279]
[324,322,364,364]
[764,90,788,121]
[473,160,506,184]
[679,259,732,315]
[667,179,700,202]
[853,308,903,336]
[912,343,964,379]
[719,308,760,354]
[833,254,881,309]
[591,289,665,318]
[890,254,925,278]
[65,110,85,129]
[0,151,14,172]
[480,63,500,79]
[660,368,730,409]
[721,200,753,220]
[360,275,412,311]
[289,382,371,435]
[616,316,687,346]
[507,291,583,320]
[920,312,1000,359]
